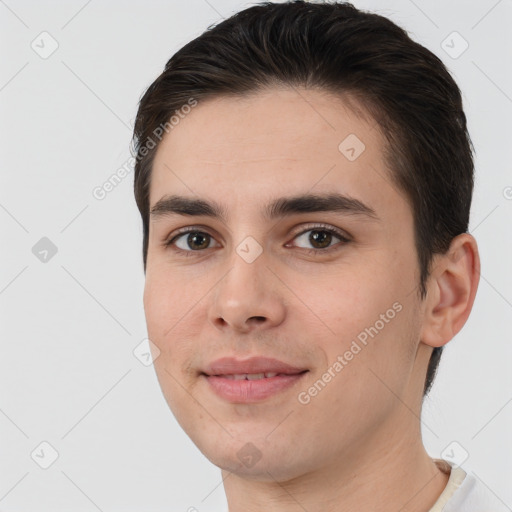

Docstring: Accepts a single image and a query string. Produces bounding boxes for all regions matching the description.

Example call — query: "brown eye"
[173,231,217,251]
[309,230,332,249]
[292,227,347,251]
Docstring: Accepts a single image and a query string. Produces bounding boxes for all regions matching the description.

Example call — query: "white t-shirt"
[428,458,510,511]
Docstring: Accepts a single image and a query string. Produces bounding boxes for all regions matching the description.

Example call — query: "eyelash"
[163,223,351,257]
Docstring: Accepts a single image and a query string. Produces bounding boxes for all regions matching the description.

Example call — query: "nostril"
[249,316,266,323]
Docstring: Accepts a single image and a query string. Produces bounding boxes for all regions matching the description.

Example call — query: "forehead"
[149,87,405,220]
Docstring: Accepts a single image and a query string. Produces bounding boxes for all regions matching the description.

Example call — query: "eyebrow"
[149,193,380,222]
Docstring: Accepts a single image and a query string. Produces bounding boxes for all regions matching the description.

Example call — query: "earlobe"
[420,233,480,348]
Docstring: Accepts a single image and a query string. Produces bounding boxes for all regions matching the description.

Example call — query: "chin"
[194,434,308,483]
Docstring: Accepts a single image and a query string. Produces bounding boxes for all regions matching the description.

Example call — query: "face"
[143,87,429,481]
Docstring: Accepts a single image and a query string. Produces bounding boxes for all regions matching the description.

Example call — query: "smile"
[203,371,308,402]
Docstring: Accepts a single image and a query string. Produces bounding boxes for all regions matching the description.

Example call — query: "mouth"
[201,372,308,403]
[200,356,309,403]
[209,371,306,380]
[201,355,308,376]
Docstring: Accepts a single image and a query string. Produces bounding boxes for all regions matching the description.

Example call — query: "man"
[131,1,505,510]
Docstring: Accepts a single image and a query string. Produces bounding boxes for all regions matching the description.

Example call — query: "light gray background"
[1,0,511,510]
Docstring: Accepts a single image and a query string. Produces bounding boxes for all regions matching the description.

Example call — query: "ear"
[420,233,480,348]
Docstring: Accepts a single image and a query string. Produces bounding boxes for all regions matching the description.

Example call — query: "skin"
[143,87,480,512]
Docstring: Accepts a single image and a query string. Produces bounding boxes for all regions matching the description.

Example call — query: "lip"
[202,356,308,376]
[201,356,308,403]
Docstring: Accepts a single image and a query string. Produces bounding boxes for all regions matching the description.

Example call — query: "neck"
[222,406,449,512]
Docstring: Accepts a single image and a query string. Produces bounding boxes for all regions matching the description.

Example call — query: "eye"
[288,224,350,252]
[168,230,221,252]
[164,223,350,257]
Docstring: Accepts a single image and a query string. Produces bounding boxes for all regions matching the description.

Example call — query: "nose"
[208,249,286,334]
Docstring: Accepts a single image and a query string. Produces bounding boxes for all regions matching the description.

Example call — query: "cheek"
[143,269,201,363]
[303,265,394,334]
[293,276,419,439]
[300,254,417,371]
[143,272,174,338]
[144,259,200,326]
[144,271,204,420]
